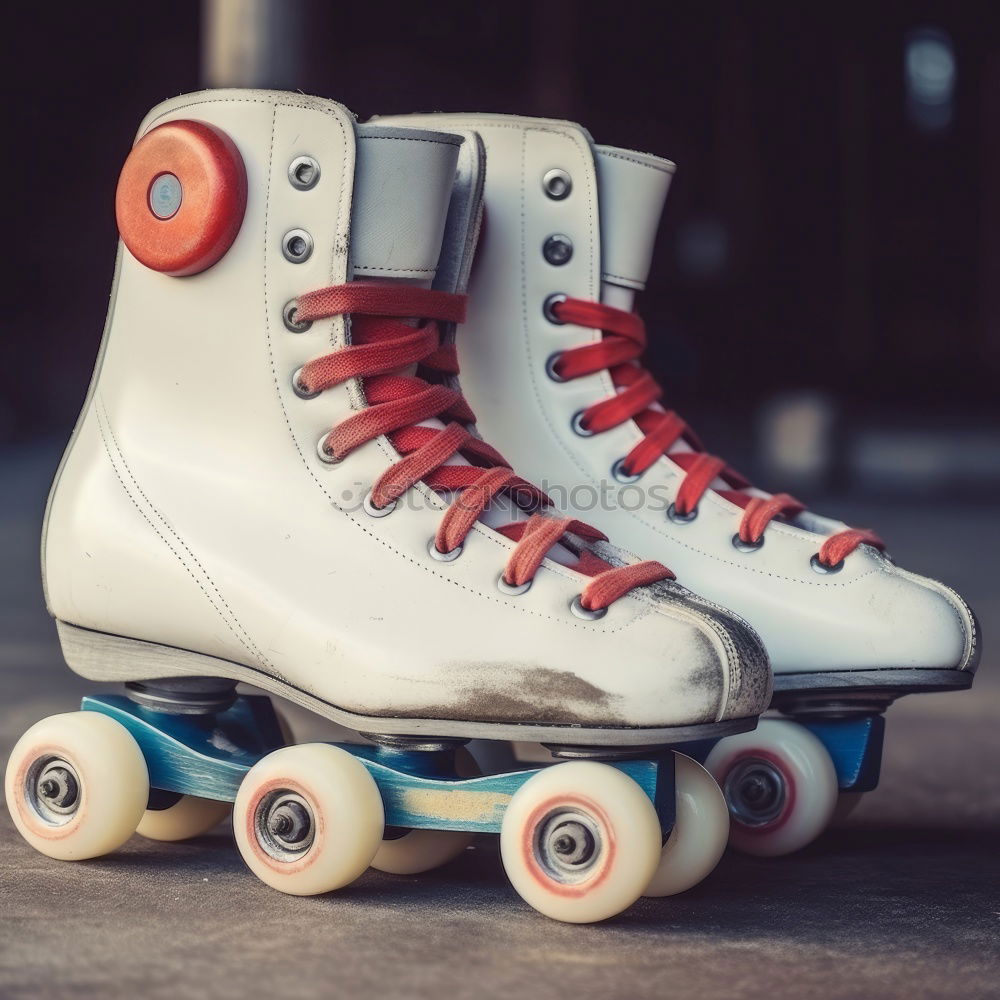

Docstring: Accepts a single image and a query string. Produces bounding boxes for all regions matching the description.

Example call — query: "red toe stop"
[115,119,248,277]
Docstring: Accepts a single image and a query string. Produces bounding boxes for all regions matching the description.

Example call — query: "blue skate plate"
[801,716,885,793]
[81,694,674,835]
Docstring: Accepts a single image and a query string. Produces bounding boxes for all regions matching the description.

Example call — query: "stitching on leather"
[262,104,632,634]
[595,148,675,174]
[358,134,462,147]
[386,117,868,592]
[511,123,617,489]
[592,445,885,588]
[143,95,354,142]
[94,398,273,669]
[444,120,630,488]
[385,118,678,611]
[621,494,884,588]
[354,265,437,273]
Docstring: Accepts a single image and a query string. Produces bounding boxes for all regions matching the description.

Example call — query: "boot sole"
[771,666,973,715]
[56,620,755,748]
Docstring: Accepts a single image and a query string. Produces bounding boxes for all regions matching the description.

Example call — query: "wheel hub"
[535,809,602,883]
[28,757,81,824]
[256,791,315,860]
[724,758,787,827]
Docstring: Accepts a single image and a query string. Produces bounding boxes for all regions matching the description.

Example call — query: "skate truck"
[7,655,738,924]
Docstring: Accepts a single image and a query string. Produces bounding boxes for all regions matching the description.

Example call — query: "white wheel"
[4,711,149,861]
[705,718,838,857]
[370,747,477,875]
[137,794,231,842]
[371,828,474,876]
[500,761,661,923]
[831,791,864,826]
[233,743,384,896]
[644,754,730,897]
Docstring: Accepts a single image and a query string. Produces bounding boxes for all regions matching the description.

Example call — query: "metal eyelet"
[316,434,341,464]
[288,155,320,191]
[731,533,764,553]
[542,168,572,200]
[545,352,568,383]
[363,489,396,518]
[283,299,312,333]
[291,367,319,399]
[543,293,568,324]
[282,229,313,263]
[543,234,573,266]
[570,411,595,437]
[497,574,532,597]
[570,595,607,621]
[667,502,698,524]
[810,553,844,575]
[611,458,642,484]
[428,539,463,563]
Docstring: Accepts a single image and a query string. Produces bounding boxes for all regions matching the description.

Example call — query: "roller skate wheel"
[115,119,247,276]
[136,794,231,842]
[4,711,149,861]
[705,718,838,857]
[370,747,478,876]
[371,828,475,876]
[500,760,661,923]
[233,743,384,896]
[643,753,730,897]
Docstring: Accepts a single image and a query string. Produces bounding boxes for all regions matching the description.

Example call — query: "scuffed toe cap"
[891,566,981,673]
[712,606,773,719]
[649,581,773,722]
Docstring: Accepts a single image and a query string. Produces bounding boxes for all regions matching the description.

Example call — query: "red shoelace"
[548,297,884,569]
[294,283,672,610]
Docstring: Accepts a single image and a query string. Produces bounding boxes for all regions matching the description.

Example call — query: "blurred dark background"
[4,0,999,497]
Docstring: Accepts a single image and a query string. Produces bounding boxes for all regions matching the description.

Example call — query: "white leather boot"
[6,92,773,919]
[375,112,981,855]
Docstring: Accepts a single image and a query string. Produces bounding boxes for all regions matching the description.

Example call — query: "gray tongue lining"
[351,125,462,281]
[593,145,675,292]
[433,130,486,295]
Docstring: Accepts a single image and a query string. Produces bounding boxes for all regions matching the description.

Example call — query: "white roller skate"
[5,91,771,923]
[374,111,981,856]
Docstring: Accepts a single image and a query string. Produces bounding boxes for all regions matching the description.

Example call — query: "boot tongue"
[592,144,675,307]
[351,125,462,284]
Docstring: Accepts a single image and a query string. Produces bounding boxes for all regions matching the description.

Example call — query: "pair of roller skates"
[5,91,979,923]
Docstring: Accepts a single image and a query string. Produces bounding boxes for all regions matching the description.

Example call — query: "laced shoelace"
[293,283,672,610]
[548,297,885,569]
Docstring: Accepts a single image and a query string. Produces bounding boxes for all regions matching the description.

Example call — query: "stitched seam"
[110,96,645,650]
[354,265,437,273]
[317,115,642,629]
[96,400,272,666]
[574,450,885,587]
[515,123,613,491]
[257,106,641,635]
[94,401,272,668]
[440,119,626,488]
[595,148,675,174]
[359,134,462,147]
[389,117,865,592]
